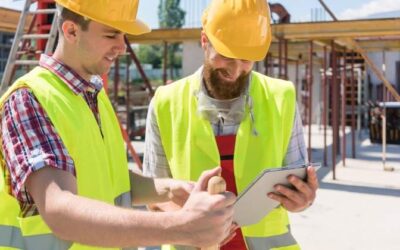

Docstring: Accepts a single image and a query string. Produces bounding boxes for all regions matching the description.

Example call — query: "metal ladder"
[0,0,58,94]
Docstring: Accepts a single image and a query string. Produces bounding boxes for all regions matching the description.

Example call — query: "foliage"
[158,0,186,78]
[134,0,186,78]
[158,0,186,29]
[135,45,162,69]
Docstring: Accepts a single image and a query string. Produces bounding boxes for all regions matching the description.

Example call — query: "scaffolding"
[125,4,400,178]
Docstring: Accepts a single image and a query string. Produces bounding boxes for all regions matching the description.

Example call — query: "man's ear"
[200,31,208,50]
[61,20,79,43]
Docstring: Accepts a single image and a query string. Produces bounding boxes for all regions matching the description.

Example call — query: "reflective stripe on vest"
[0,225,24,249]
[115,191,132,208]
[0,225,72,250]
[24,234,71,250]
[154,69,298,250]
[245,228,300,250]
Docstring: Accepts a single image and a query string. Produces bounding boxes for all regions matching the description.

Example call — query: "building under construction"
[0,0,399,177]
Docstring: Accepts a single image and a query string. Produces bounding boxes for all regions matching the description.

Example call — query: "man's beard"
[203,62,250,100]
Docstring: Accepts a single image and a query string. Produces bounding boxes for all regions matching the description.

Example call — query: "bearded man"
[143,0,319,249]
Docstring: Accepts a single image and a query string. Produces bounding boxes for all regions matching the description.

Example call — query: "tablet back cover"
[233,166,307,227]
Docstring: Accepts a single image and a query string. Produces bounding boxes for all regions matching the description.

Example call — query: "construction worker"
[0,0,236,249]
[143,0,319,249]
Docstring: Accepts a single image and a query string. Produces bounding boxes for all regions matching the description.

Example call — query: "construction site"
[0,0,399,250]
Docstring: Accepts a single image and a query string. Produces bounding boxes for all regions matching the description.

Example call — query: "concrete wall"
[182,40,204,77]
[368,51,400,85]
[309,63,322,125]
[287,62,322,125]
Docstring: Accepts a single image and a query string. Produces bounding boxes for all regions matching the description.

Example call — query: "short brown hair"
[56,4,90,32]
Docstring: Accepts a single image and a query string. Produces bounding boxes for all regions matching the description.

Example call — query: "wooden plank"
[0,7,33,33]
[274,18,400,40]
[127,18,400,44]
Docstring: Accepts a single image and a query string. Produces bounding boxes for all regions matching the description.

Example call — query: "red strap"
[216,134,235,156]
[215,135,247,250]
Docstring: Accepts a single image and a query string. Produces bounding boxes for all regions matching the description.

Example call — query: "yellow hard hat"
[202,0,272,61]
[55,0,150,35]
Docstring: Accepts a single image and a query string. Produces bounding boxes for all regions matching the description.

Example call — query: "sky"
[1,0,400,28]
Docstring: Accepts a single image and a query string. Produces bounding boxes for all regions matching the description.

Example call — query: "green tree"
[158,0,186,28]
[135,45,162,69]
[158,0,186,79]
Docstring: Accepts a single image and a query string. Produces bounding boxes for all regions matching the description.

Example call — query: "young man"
[0,0,235,249]
[144,0,319,249]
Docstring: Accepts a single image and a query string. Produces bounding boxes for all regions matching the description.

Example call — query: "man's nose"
[115,35,127,55]
[228,60,243,80]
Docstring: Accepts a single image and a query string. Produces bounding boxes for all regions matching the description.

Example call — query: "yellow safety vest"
[0,67,131,250]
[154,70,300,250]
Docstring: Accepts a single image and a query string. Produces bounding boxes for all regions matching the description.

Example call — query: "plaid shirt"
[1,54,103,216]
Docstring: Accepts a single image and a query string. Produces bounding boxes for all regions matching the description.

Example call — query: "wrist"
[161,210,192,246]
[154,178,171,201]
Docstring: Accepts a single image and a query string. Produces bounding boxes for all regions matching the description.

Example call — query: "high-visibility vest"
[154,70,300,250]
[0,67,131,250]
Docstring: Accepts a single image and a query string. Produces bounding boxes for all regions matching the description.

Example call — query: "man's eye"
[105,35,116,39]
[221,55,233,61]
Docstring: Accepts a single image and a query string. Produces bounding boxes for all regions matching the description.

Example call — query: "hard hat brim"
[207,30,271,62]
[107,19,151,36]
[87,16,151,35]
[56,1,151,35]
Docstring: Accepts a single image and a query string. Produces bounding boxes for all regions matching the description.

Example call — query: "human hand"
[267,166,319,212]
[148,179,194,212]
[178,167,236,247]
[150,179,195,212]
[166,179,195,207]
[145,175,195,211]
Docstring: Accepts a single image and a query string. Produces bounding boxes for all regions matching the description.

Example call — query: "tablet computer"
[233,163,321,227]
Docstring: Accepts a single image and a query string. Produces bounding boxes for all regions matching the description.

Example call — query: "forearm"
[130,169,195,207]
[29,166,235,248]
[27,167,189,247]
[43,190,187,247]
[130,169,172,205]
